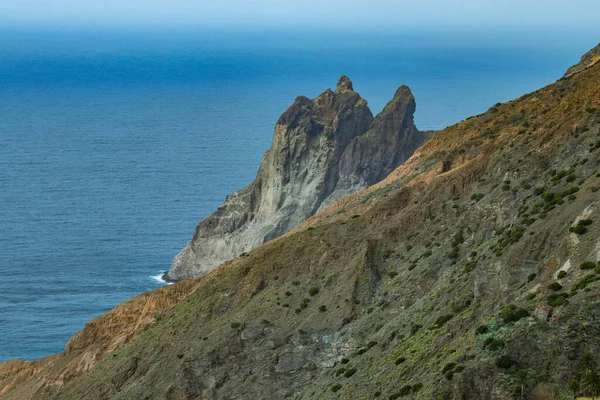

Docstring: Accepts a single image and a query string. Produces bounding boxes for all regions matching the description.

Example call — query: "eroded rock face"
[320,85,432,209]
[165,77,429,281]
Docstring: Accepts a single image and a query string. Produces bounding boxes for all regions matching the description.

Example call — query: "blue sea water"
[0,28,597,362]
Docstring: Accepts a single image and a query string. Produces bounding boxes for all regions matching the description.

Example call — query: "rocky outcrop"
[320,85,433,209]
[165,77,430,281]
[564,42,600,77]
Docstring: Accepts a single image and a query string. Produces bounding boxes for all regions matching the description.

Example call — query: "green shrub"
[552,168,576,182]
[495,355,515,369]
[388,271,398,278]
[484,338,505,351]
[571,274,600,292]
[471,193,485,201]
[579,219,593,226]
[464,261,477,273]
[389,385,412,398]
[230,322,242,329]
[542,192,555,202]
[476,325,489,335]
[547,292,569,307]
[330,383,342,392]
[430,314,454,329]
[500,304,529,323]
[570,225,588,234]
[411,383,423,393]
[533,187,545,195]
[318,305,327,312]
[557,271,567,279]
[343,368,357,378]
[441,363,457,374]
[581,261,596,270]
[341,357,350,364]
[410,324,422,335]
[497,227,525,249]
[560,186,580,197]
[522,217,536,226]
[447,249,459,259]
[308,287,319,296]
[440,363,462,380]
[395,356,406,365]
[335,367,347,376]
[453,230,465,245]
[548,282,563,291]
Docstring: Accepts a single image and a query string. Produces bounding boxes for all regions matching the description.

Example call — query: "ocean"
[0,28,596,362]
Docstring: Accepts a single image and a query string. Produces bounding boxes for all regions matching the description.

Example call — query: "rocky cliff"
[165,76,430,281]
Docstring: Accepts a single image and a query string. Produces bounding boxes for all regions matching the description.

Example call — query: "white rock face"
[553,260,571,279]
[165,77,430,281]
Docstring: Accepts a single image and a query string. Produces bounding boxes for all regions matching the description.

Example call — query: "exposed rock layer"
[165,76,430,281]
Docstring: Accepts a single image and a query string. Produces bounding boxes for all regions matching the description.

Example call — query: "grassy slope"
[3,52,600,400]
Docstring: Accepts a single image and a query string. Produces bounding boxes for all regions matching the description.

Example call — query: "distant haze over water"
[0,28,596,362]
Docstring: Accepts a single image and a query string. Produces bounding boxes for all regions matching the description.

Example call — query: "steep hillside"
[165,77,429,281]
[2,44,600,400]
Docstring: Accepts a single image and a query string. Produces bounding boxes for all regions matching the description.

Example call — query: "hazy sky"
[2,0,600,31]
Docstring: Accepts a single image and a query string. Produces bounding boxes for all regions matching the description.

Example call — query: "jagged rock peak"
[329,83,426,195]
[336,75,354,93]
[383,85,416,113]
[163,77,375,281]
[393,85,414,100]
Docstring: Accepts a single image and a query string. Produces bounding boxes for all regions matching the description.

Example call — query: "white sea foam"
[151,272,172,285]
